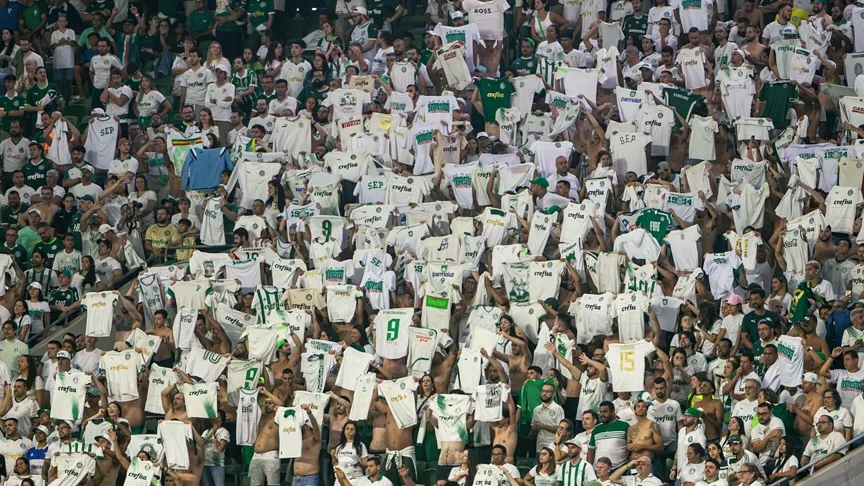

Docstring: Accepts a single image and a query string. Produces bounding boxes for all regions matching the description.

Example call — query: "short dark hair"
[155,309,168,319]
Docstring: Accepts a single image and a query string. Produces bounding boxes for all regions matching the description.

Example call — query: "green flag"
[789,281,828,323]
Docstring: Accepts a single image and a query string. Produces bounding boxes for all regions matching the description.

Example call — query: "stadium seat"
[422,468,437,486]
[225,464,243,486]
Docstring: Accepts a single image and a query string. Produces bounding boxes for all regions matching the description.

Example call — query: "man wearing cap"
[671,408,706,481]
[558,439,596,486]
[788,372,822,439]
[204,64,236,147]
[351,7,379,65]
[25,424,50,478]
[69,165,103,201]
[44,418,75,478]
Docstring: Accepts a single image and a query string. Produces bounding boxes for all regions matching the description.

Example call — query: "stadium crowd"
[1,0,864,486]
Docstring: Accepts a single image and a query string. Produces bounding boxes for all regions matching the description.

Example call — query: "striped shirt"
[588,419,630,468]
[556,459,597,486]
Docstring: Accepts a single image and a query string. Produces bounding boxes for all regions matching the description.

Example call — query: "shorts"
[292,474,319,486]
[249,451,281,486]
[53,68,73,82]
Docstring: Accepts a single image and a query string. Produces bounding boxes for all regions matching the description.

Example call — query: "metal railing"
[768,431,864,485]
[27,255,159,346]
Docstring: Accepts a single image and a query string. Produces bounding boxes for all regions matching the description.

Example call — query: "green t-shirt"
[252,88,277,107]
[158,0,178,20]
[68,212,83,251]
[33,238,61,264]
[231,69,258,96]
[125,76,143,93]
[758,82,799,129]
[662,87,706,128]
[25,82,63,116]
[2,244,27,263]
[420,49,433,66]
[588,420,630,454]
[1,205,27,230]
[78,27,112,48]
[0,93,26,132]
[22,2,47,31]
[22,159,52,190]
[635,208,673,243]
[622,13,649,40]
[85,0,114,13]
[50,287,81,308]
[475,77,515,122]
[246,0,273,29]
[509,56,538,77]
[297,85,327,104]
[216,0,247,32]
[188,9,216,34]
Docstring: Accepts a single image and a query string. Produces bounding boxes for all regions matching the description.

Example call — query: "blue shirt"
[182,148,233,190]
[0,3,22,32]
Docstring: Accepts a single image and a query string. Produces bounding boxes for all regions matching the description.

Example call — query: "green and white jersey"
[124,457,159,486]
[50,371,91,422]
[635,208,673,244]
[252,285,284,323]
[557,459,597,486]
[429,394,472,442]
[180,382,218,419]
[588,419,630,468]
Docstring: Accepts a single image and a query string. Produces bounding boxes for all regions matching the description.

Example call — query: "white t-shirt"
[606,341,655,391]
[180,66,215,105]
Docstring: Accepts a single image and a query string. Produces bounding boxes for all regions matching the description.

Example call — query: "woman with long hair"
[204,41,231,74]
[706,441,726,471]
[768,436,799,485]
[201,409,231,486]
[316,20,344,57]
[530,0,570,45]
[265,179,286,218]
[416,374,439,463]
[134,75,171,128]
[13,300,32,343]
[263,42,286,78]
[16,354,45,405]
[769,275,792,315]
[0,29,20,79]
[73,255,102,294]
[128,175,157,227]
[332,420,368,481]
[523,447,558,486]
[720,416,749,456]
[693,301,722,358]
[447,449,478,486]
[198,107,220,143]
[243,46,265,77]
[25,283,49,339]
[348,326,374,354]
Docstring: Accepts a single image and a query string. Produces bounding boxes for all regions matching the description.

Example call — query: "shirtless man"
[741,26,766,68]
[274,368,297,405]
[788,372,822,438]
[161,375,190,422]
[164,424,205,486]
[491,402,519,464]
[427,394,476,486]
[269,332,303,384]
[626,399,663,460]
[494,332,531,401]
[692,377,724,441]
[372,384,418,484]
[430,340,458,394]
[197,312,232,355]
[147,309,177,367]
[326,392,351,453]
[294,404,322,485]
[250,387,285,486]
[93,434,121,485]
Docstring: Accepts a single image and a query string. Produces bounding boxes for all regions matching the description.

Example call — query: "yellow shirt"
[144,224,180,249]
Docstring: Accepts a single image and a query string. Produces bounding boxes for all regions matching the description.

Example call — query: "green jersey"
[216,0,247,32]
[50,287,81,308]
[187,9,216,35]
[635,208,673,243]
[475,77,515,122]
[252,88,277,107]
[587,420,630,465]
[69,212,83,251]
[246,0,273,29]
[22,159,51,190]
[420,49,433,66]
[22,1,47,31]
[25,267,56,290]
[758,82,799,130]
[231,69,258,96]
[509,56,538,77]
[1,205,27,230]
[0,93,25,132]
[33,238,61,266]
[2,244,27,262]
[622,13,649,41]
[662,87,706,128]
[124,76,143,93]
[25,83,63,119]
